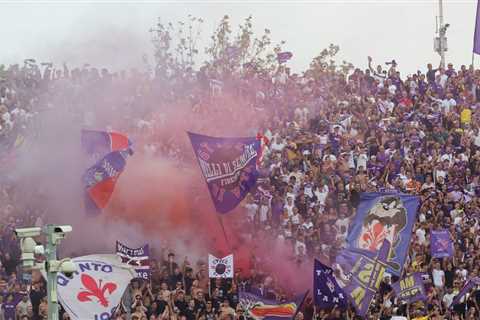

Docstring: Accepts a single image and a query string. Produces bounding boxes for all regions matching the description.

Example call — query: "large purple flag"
[474,0,480,54]
[430,229,454,258]
[333,240,391,317]
[391,273,427,303]
[450,277,480,308]
[187,132,261,213]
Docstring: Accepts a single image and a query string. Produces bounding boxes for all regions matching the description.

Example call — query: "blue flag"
[430,229,454,258]
[474,0,480,54]
[81,130,133,214]
[314,260,347,309]
[334,240,391,317]
[239,291,306,320]
[187,132,260,213]
[345,193,419,276]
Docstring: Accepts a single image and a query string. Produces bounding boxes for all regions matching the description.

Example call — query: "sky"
[0,0,478,76]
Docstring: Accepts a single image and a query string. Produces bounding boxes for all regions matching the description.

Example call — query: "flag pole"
[217,215,232,250]
[473,52,475,70]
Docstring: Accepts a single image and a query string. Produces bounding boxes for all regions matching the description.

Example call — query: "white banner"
[55,254,135,320]
[208,254,234,278]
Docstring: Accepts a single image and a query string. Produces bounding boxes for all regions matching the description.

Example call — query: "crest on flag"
[51,254,135,320]
[208,254,234,278]
[116,241,150,280]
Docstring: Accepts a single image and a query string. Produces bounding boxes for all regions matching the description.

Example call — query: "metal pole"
[45,225,59,320]
[439,0,446,68]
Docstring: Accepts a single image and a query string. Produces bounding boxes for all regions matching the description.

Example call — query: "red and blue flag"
[81,130,133,214]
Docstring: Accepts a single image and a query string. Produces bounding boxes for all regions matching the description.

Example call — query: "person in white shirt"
[270,136,286,152]
[284,196,295,217]
[432,261,445,291]
[415,226,426,245]
[442,287,456,309]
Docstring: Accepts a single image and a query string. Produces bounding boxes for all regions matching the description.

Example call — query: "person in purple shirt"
[2,294,16,320]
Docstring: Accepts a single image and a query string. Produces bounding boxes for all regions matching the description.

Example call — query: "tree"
[150,15,203,77]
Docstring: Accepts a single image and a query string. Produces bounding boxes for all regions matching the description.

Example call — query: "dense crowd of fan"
[2,49,480,320]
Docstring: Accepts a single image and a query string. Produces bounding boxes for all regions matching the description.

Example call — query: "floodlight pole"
[45,225,59,320]
[438,0,446,68]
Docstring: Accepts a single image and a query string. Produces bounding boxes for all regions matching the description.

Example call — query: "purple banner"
[188,132,260,213]
[116,241,150,280]
[277,52,293,64]
[450,277,480,308]
[474,0,480,54]
[391,273,427,303]
[430,229,454,258]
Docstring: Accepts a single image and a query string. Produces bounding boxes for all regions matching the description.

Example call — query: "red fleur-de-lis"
[361,222,388,251]
[77,274,117,307]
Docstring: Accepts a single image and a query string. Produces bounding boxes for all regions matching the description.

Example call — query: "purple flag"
[450,277,480,308]
[430,229,453,258]
[314,259,347,309]
[474,0,480,54]
[116,241,150,280]
[334,240,391,316]
[277,52,293,64]
[391,273,427,303]
[187,132,260,213]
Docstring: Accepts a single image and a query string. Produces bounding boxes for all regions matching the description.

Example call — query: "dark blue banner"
[345,193,419,276]
[314,259,347,309]
[187,132,260,213]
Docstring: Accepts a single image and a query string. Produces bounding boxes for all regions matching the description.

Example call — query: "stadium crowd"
[2,47,480,320]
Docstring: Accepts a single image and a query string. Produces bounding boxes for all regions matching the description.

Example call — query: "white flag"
[208,254,234,278]
[55,254,135,320]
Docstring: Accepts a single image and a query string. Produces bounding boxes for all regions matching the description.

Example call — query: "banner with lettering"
[116,241,150,280]
[430,229,454,258]
[187,132,261,213]
[333,240,391,316]
[391,273,427,303]
[313,259,348,309]
[346,193,419,276]
[55,254,135,320]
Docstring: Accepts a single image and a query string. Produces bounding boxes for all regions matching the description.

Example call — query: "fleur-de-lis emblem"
[77,274,117,307]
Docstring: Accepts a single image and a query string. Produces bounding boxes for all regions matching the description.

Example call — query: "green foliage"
[308,43,353,76]
[150,15,348,79]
